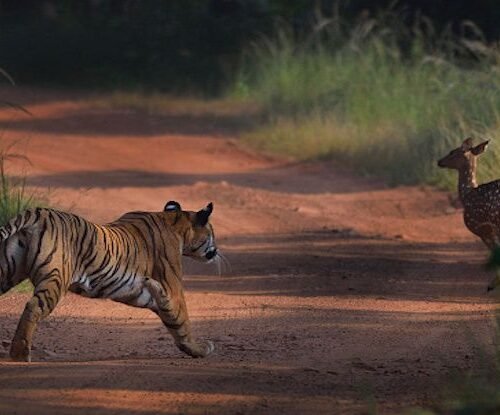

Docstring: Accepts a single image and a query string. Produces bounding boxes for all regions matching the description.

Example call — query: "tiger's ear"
[164,200,181,212]
[195,202,213,227]
[164,200,182,224]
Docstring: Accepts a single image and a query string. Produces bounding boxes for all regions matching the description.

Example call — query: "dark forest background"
[0,0,499,94]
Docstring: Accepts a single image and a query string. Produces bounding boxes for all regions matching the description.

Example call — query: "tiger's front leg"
[144,278,214,358]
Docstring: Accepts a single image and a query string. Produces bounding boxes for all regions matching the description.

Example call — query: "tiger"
[0,200,218,362]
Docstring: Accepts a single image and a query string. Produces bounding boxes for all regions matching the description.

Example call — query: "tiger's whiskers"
[215,252,231,276]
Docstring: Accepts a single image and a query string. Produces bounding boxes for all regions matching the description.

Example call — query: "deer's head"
[437,137,489,170]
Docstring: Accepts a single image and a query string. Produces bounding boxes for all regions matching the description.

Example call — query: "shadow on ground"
[185,231,492,301]
[0,107,255,138]
[0,356,368,415]
[0,299,490,415]
[21,166,384,195]
[0,231,494,415]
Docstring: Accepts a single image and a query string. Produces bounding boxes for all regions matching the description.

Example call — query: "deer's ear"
[471,140,489,156]
[461,137,474,152]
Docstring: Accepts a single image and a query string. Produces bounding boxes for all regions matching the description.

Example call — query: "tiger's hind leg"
[10,264,66,362]
[144,278,214,358]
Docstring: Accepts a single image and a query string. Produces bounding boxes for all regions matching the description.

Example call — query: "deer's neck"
[458,159,477,202]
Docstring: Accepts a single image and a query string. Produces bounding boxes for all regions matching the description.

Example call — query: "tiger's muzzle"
[205,248,217,261]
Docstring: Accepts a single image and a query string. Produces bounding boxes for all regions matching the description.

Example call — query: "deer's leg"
[481,228,500,291]
[10,266,66,362]
[473,222,499,250]
[487,273,500,292]
[480,234,497,250]
[144,278,214,358]
[487,250,500,292]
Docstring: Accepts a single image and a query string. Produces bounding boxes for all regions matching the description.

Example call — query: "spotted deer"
[437,137,500,290]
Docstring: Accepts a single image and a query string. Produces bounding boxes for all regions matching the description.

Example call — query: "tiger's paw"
[9,340,31,362]
[178,340,215,358]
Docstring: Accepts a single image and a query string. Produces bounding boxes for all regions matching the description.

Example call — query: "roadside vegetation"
[233,15,500,188]
[0,145,43,293]
[0,146,39,226]
[0,70,43,228]
[90,91,257,133]
[89,14,500,190]
[0,68,44,293]
[0,148,39,293]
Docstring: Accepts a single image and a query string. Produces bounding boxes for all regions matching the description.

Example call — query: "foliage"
[0,1,499,93]
[234,14,500,187]
[0,143,42,293]
[0,147,36,226]
[0,145,42,294]
[0,1,275,94]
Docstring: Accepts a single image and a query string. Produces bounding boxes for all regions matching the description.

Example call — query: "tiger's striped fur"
[0,201,218,362]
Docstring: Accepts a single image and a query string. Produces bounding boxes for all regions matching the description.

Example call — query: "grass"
[0,144,46,294]
[83,16,500,191]
[0,147,39,226]
[90,91,254,117]
[0,67,39,294]
[233,15,500,188]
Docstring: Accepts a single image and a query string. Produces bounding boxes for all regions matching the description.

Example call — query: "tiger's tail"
[0,208,42,242]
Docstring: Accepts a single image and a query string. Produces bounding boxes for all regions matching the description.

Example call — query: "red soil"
[0,88,497,414]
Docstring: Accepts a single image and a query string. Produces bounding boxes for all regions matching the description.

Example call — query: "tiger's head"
[164,200,218,263]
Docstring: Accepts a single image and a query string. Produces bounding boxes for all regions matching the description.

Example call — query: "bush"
[0,147,40,226]
[235,15,500,187]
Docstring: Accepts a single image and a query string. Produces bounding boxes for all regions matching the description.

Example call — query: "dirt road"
[0,88,497,414]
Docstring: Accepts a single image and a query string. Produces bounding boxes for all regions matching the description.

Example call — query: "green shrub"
[235,16,500,187]
[0,147,41,226]
[0,145,45,293]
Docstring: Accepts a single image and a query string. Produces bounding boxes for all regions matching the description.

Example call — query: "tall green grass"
[0,145,45,293]
[0,147,40,226]
[234,16,500,187]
